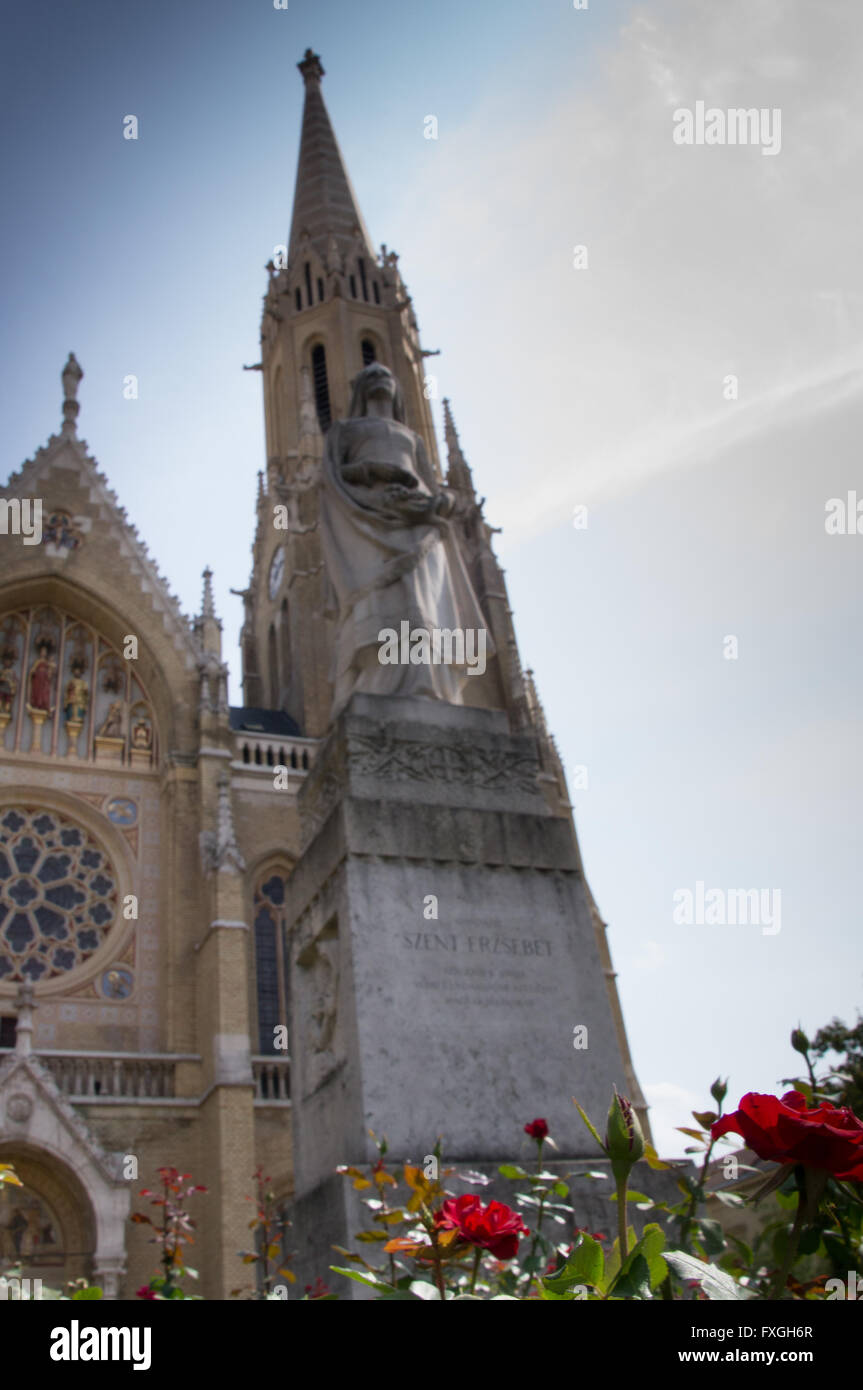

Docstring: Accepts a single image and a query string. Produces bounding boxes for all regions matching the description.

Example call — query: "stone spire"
[443,398,476,498]
[195,566,222,660]
[288,49,376,266]
[61,353,83,437]
[201,566,216,619]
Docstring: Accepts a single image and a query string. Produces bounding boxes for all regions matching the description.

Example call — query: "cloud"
[402,0,863,541]
[643,1079,704,1159]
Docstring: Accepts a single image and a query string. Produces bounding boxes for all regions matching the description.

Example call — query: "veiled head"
[348,362,406,423]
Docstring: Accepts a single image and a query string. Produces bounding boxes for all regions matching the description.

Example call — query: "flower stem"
[469,1247,481,1295]
[768,1193,806,1300]
[617,1177,629,1262]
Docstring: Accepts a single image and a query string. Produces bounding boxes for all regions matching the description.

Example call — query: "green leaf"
[70,1287,103,1301]
[408,1280,441,1300]
[355,1229,389,1242]
[553,1180,569,1198]
[329,1266,388,1290]
[694,1218,726,1257]
[664,1249,757,1300]
[573,1101,606,1154]
[498,1164,529,1180]
[542,1233,604,1295]
[713,1190,745,1208]
[609,1190,653,1206]
[611,1252,651,1300]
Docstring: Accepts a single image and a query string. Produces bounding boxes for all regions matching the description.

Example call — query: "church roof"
[229,706,302,737]
[287,49,376,267]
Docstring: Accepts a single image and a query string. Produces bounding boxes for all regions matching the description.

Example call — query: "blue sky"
[2,0,862,1155]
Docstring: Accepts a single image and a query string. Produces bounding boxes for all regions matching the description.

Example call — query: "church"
[0,50,647,1299]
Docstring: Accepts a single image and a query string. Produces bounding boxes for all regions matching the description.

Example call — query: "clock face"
[268,546,286,600]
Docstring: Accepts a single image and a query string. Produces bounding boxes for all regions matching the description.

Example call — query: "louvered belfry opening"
[311,343,331,430]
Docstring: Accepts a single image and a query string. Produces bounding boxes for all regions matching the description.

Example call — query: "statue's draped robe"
[320,417,493,714]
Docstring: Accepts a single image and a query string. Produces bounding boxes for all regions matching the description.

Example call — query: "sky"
[1,0,861,1157]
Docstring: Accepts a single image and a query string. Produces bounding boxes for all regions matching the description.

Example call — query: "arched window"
[372,280,380,305]
[317,277,324,303]
[294,287,302,312]
[267,624,279,708]
[358,258,369,302]
[0,605,157,765]
[304,262,313,307]
[280,599,291,698]
[311,343,331,431]
[253,871,291,1056]
[361,338,376,366]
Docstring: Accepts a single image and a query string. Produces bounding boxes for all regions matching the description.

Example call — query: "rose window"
[0,807,118,983]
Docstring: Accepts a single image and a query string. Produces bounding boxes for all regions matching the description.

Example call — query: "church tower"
[242,50,530,739]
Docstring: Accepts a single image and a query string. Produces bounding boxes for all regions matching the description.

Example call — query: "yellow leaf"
[278,1269,297,1283]
[266,1244,280,1258]
[383,1236,429,1255]
[355,1230,389,1242]
[373,1169,397,1188]
[437,1226,461,1248]
[242,1254,258,1264]
[374,1210,405,1225]
[643,1142,671,1170]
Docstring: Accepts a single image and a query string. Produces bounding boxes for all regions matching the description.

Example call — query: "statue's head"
[348,362,406,423]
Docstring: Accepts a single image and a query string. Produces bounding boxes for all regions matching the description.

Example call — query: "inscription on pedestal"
[397,922,554,1010]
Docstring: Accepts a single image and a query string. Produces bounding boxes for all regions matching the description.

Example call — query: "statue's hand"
[382,484,436,520]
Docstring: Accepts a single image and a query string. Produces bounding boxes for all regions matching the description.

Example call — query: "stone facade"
[0,50,647,1299]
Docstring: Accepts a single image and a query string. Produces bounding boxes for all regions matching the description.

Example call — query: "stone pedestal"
[94,735,124,764]
[287,695,636,1291]
[64,719,83,756]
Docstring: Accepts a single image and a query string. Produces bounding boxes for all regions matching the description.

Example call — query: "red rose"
[435,1194,529,1261]
[524,1118,549,1142]
[711,1091,863,1181]
[135,1285,157,1300]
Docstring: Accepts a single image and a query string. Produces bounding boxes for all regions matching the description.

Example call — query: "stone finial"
[298,48,325,85]
[201,566,216,619]
[61,352,84,436]
[257,469,265,504]
[13,982,36,1056]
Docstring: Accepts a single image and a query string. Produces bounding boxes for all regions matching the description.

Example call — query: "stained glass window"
[0,807,118,983]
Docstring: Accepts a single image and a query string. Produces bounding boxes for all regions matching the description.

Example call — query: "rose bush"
[711,1091,863,1180]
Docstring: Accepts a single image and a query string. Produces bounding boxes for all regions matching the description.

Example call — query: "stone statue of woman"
[319,362,492,715]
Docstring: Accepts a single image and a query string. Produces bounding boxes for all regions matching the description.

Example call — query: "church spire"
[443,398,476,499]
[288,50,375,267]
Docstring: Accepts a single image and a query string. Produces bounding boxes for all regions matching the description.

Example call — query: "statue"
[63,659,89,723]
[27,640,56,713]
[0,648,18,717]
[131,717,152,750]
[98,701,124,739]
[319,363,493,714]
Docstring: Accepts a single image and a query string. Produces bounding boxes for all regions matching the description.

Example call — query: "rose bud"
[605,1090,644,1184]
[524,1118,549,1142]
[790,1028,810,1056]
[710,1076,728,1105]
